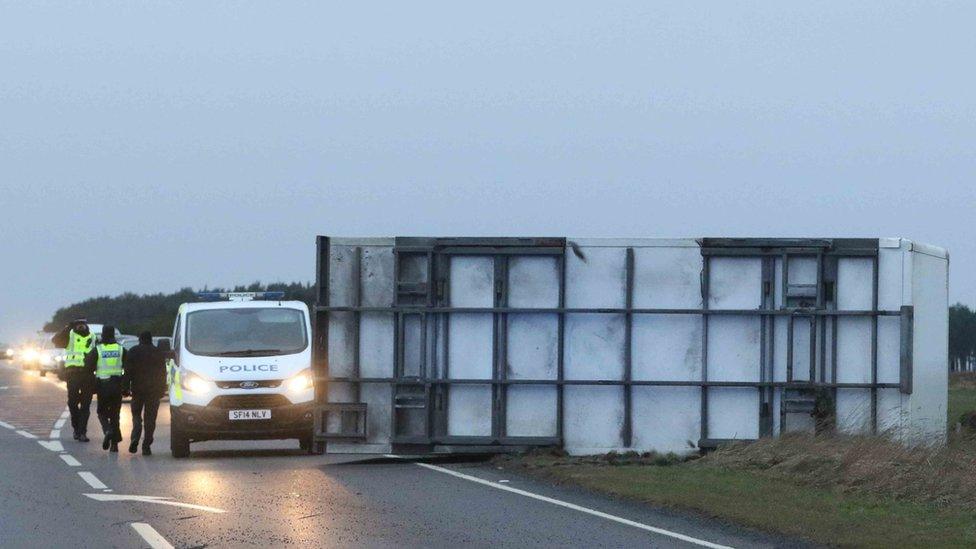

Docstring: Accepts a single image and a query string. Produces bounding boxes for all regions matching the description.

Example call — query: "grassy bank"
[948,372,976,426]
[497,377,976,548]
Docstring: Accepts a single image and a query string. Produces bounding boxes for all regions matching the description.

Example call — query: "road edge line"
[414,462,733,549]
[131,523,175,549]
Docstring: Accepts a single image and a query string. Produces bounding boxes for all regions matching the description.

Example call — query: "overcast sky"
[1,2,973,342]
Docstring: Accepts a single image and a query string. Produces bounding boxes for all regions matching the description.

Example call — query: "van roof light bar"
[196,291,286,302]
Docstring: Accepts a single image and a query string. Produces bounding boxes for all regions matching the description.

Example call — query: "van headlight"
[286,369,313,393]
[181,371,214,394]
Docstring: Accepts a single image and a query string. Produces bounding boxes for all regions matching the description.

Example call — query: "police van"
[167,292,315,458]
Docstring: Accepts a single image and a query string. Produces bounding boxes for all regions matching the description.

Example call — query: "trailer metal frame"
[313,236,914,452]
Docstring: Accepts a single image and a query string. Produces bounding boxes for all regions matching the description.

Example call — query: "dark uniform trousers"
[96,377,124,441]
[130,395,161,447]
[65,368,94,436]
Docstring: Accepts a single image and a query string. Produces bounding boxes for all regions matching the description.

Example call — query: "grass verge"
[499,443,976,548]
[948,372,976,426]
[496,379,976,548]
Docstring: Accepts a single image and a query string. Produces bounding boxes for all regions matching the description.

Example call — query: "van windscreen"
[185,308,308,357]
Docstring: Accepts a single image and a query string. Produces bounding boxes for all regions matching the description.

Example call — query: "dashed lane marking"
[84,494,227,514]
[0,420,14,429]
[16,430,37,439]
[38,440,64,452]
[131,523,175,549]
[54,418,66,429]
[414,462,734,549]
[49,429,61,439]
[59,454,81,466]
[60,411,70,419]
[78,471,108,490]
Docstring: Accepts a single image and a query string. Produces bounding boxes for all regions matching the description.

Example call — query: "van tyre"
[170,413,190,458]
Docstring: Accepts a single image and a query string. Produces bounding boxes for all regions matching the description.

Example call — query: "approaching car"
[86,324,127,345]
[18,334,63,377]
[122,336,172,351]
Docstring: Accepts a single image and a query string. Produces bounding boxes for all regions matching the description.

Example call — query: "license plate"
[229,409,271,420]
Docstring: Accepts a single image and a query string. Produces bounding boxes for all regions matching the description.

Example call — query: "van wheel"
[170,414,190,458]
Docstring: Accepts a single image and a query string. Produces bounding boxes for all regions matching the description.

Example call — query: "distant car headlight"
[21,349,39,363]
[5,348,13,358]
[181,371,214,395]
[286,369,313,393]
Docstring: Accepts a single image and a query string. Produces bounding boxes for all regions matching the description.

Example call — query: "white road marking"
[60,411,70,419]
[84,493,226,514]
[78,471,108,490]
[0,386,7,390]
[59,454,81,466]
[414,462,733,549]
[131,523,175,549]
[38,440,64,452]
[49,429,61,439]
[54,418,67,429]
[0,420,14,429]
[16,430,37,439]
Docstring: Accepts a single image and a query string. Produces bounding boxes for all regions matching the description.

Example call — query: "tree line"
[950,303,976,372]
[43,282,315,337]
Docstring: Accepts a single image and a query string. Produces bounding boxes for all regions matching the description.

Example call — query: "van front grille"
[208,394,291,409]
[215,379,282,389]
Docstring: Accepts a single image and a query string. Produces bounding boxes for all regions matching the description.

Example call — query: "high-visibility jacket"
[64,330,94,368]
[170,360,182,404]
[95,343,124,379]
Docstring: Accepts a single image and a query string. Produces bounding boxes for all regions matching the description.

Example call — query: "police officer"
[52,319,96,442]
[87,325,126,452]
[123,331,167,455]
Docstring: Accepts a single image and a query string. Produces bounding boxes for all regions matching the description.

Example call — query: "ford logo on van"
[239,381,260,390]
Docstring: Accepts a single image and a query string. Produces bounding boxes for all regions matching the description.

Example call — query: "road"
[0,364,810,548]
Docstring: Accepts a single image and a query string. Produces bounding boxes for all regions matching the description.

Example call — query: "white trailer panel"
[314,237,947,455]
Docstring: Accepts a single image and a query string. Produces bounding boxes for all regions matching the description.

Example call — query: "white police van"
[168,292,315,458]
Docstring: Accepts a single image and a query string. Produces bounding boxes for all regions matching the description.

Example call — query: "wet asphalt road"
[0,364,811,548]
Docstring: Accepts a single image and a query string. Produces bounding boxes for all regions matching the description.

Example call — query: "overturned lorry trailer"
[312,237,947,455]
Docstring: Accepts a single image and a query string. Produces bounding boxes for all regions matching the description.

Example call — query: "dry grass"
[697,433,976,511]
[949,372,976,390]
[495,378,976,545]
[498,436,976,547]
